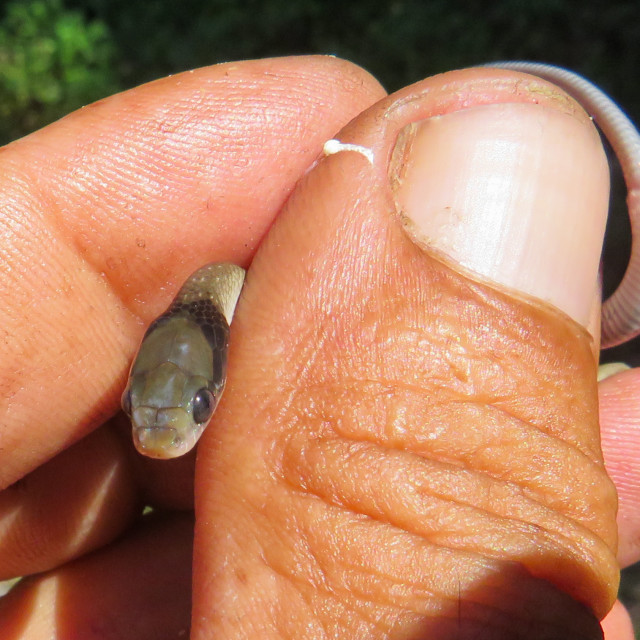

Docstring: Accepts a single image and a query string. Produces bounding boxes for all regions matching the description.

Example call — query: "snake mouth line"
[134,426,181,458]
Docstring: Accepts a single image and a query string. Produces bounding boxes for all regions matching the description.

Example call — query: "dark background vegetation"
[3,0,639,142]
[0,0,638,633]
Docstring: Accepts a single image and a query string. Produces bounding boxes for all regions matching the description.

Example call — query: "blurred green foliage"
[0,0,119,143]
[69,0,640,104]
[2,0,639,145]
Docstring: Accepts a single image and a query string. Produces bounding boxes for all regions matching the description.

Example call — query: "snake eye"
[193,388,215,424]
[121,388,132,417]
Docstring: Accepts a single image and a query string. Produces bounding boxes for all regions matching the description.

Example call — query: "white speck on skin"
[323,138,374,165]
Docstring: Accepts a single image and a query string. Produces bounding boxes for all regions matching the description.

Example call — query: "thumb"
[194,68,616,639]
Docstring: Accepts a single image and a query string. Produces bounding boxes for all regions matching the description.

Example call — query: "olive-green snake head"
[121,263,245,459]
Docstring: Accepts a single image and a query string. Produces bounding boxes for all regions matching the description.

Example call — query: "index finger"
[0,55,385,488]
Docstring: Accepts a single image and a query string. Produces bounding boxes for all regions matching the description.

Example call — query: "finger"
[0,56,385,489]
[602,600,635,640]
[598,366,640,567]
[0,414,199,582]
[194,68,615,638]
[0,426,139,580]
[0,513,193,640]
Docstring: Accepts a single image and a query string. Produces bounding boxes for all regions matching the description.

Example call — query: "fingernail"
[389,102,610,328]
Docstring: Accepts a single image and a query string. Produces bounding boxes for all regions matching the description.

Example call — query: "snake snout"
[134,425,182,458]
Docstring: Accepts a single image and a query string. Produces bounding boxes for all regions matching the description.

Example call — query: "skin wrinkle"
[318,510,588,637]
[279,500,447,608]
[280,433,612,592]
[221,259,616,634]
[248,518,335,639]
[277,497,595,637]
[289,434,594,552]
[277,378,614,542]
[453,402,612,523]
[250,246,617,619]
[304,430,600,576]
[282,442,470,568]
[305,258,602,454]
[295,547,388,635]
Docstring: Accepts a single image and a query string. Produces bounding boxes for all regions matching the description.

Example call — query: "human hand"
[0,56,637,639]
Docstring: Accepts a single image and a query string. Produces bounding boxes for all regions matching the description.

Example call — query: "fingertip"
[0,513,193,640]
[598,366,640,566]
[602,600,635,640]
[0,427,140,580]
